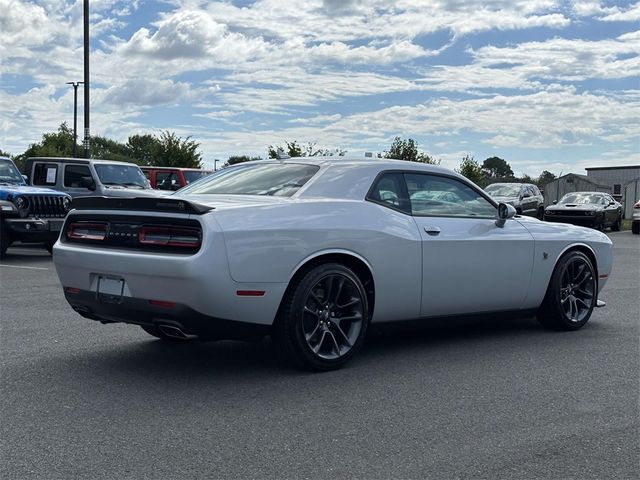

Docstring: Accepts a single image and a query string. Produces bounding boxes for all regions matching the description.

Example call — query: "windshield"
[485,184,521,197]
[0,159,26,185]
[180,163,319,197]
[94,164,147,188]
[183,170,209,184]
[559,193,604,205]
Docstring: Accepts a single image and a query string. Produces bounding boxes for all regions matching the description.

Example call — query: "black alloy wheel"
[538,251,596,331]
[275,263,369,371]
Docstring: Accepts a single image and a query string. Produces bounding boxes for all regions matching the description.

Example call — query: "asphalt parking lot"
[1,232,638,479]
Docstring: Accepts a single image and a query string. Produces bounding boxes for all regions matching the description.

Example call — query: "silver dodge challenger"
[53,158,613,370]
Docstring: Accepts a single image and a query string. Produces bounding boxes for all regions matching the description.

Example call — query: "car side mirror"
[21,174,28,183]
[495,202,517,228]
[552,200,558,205]
[80,176,96,191]
[521,192,531,199]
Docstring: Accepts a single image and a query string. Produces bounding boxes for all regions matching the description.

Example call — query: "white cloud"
[100,79,198,106]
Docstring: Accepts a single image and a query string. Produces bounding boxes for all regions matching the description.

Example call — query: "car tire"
[611,216,621,232]
[0,227,11,258]
[274,263,369,371]
[537,251,597,331]
[45,241,55,254]
[537,206,544,220]
[633,222,640,235]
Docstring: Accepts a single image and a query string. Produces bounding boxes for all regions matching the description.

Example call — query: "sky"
[1,0,639,175]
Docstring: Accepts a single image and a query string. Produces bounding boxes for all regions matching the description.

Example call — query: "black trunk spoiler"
[70,196,214,215]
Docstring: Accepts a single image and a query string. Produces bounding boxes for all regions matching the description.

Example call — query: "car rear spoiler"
[70,196,214,215]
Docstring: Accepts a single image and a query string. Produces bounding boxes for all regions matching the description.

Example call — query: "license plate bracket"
[96,276,126,304]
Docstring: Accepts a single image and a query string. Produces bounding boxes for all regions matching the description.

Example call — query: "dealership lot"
[1,233,638,479]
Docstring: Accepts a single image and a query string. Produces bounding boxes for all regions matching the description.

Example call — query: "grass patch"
[621,219,632,231]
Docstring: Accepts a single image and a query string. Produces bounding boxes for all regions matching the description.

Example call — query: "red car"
[141,167,212,191]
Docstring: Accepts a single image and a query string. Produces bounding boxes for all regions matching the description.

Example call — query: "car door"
[63,164,94,197]
[604,195,619,223]
[520,186,536,216]
[403,172,535,317]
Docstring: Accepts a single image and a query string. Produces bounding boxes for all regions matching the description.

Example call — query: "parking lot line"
[0,264,49,271]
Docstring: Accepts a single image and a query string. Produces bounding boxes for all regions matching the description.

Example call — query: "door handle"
[424,226,441,236]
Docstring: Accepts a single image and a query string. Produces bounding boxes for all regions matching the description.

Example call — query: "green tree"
[126,134,159,166]
[456,155,484,185]
[13,123,79,171]
[383,137,439,164]
[267,141,346,158]
[150,131,202,168]
[0,149,12,158]
[226,155,262,166]
[90,135,135,163]
[537,170,556,189]
[268,140,305,158]
[481,156,513,180]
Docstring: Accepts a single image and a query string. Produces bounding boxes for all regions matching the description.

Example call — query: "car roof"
[237,157,454,174]
[140,166,209,171]
[487,182,529,187]
[27,157,137,166]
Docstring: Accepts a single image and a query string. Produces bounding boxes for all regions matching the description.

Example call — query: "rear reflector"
[139,226,201,248]
[148,299,176,308]
[236,290,266,297]
[67,222,108,241]
[599,274,609,279]
[66,287,81,294]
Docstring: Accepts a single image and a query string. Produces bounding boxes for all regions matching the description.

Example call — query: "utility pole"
[66,81,83,157]
[83,0,90,158]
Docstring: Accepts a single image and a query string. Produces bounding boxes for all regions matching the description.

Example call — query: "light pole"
[66,81,83,157]
[83,0,90,158]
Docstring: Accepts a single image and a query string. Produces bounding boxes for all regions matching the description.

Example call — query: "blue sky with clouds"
[1,0,638,175]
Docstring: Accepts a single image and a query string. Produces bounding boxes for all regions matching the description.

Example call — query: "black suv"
[484,183,545,218]
[0,157,71,256]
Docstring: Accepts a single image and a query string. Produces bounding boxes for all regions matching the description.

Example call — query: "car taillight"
[67,222,108,241]
[138,226,201,248]
[634,202,640,209]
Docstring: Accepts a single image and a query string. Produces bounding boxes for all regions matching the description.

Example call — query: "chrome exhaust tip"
[158,324,196,340]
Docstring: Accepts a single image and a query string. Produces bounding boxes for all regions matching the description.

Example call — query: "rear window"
[180,163,319,197]
[183,170,208,184]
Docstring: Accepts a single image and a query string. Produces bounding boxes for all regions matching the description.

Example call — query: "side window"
[157,172,178,190]
[405,173,496,217]
[32,163,58,186]
[368,173,409,212]
[64,165,92,188]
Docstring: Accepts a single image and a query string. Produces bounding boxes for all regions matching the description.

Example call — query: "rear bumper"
[53,239,286,326]
[65,289,270,340]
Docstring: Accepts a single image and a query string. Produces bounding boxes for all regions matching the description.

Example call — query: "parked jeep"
[0,157,71,256]
[484,182,545,218]
[24,157,160,198]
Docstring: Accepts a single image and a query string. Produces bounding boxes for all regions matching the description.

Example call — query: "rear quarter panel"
[212,200,423,322]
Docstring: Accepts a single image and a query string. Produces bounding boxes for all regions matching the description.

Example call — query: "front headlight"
[62,196,71,210]
[15,196,27,210]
